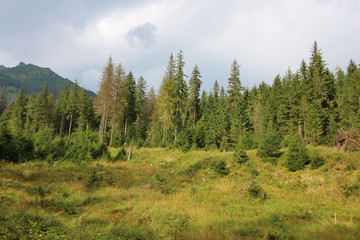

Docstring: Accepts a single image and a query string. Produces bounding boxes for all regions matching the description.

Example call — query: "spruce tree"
[0,88,8,116]
[67,81,80,137]
[96,56,115,143]
[285,134,310,171]
[188,65,202,126]
[10,87,27,134]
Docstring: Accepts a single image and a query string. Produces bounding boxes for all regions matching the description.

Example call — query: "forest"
[0,41,359,166]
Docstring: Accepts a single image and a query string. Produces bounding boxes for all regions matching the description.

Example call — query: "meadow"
[0,146,359,239]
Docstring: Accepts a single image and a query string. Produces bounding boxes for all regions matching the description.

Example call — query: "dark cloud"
[125,22,157,48]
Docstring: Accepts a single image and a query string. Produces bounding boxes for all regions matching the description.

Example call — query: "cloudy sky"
[1,0,359,93]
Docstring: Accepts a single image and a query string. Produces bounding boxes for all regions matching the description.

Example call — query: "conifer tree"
[110,62,126,145]
[174,50,188,141]
[153,54,177,144]
[0,88,8,116]
[123,71,137,142]
[285,133,310,171]
[24,93,35,133]
[188,65,202,126]
[33,83,50,131]
[67,81,80,137]
[96,56,115,143]
[10,87,27,134]
[54,86,69,136]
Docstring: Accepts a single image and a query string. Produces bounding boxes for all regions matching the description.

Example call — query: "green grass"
[1,146,360,239]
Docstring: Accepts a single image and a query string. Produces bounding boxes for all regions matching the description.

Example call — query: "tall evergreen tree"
[0,88,8,116]
[10,87,27,134]
[67,81,80,137]
[96,56,115,143]
[188,65,202,126]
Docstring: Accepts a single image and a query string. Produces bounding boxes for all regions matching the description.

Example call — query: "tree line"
[0,41,359,164]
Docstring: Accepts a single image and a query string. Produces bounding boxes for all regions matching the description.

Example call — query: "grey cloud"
[125,22,157,48]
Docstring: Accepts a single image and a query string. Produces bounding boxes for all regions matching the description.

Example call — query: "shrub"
[247,182,267,199]
[233,147,249,164]
[343,183,360,198]
[113,149,126,161]
[154,172,174,194]
[344,162,357,172]
[250,169,259,177]
[311,155,325,169]
[257,131,282,163]
[211,159,229,176]
[179,158,210,177]
[285,134,310,171]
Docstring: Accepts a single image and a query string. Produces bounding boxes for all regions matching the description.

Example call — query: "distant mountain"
[0,62,96,99]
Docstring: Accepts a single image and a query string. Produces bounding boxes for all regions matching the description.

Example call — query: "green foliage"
[113,148,127,161]
[154,172,174,194]
[257,131,282,163]
[0,123,19,162]
[311,155,325,169]
[344,162,357,172]
[178,158,211,177]
[343,182,360,198]
[86,170,103,189]
[210,159,229,175]
[247,182,267,199]
[233,147,249,164]
[0,62,95,96]
[285,134,311,171]
[0,209,66,239]
[111,224,155,240]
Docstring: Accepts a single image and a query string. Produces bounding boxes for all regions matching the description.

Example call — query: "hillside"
[0,62,96,100]
[0,147,359,239]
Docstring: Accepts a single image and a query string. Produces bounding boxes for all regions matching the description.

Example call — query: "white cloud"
[1,0,360,93]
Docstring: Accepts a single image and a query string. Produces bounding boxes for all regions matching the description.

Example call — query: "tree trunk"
[162,111,166,143]
[68,113,73,139]
[110,120,114,146]
[59,113,65,136]
[127,144,132,160]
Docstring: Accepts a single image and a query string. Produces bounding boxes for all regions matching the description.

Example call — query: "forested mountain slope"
[0,62,95,100]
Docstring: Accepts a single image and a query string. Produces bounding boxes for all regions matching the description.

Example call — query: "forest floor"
[0,146,360,239]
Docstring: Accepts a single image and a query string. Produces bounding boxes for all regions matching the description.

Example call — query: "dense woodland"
[0,42,359,168]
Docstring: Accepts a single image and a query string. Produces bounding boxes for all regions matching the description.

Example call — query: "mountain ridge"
[0,62,96,98]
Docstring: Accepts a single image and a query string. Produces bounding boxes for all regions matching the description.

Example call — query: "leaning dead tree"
[335,129,359,152]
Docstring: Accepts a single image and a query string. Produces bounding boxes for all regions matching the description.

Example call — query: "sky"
[1,0,360,93]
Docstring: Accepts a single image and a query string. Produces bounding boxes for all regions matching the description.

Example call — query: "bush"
[247,182,267,199]
[154,172,174,194]
[0,125,19,162]
[311,155,325,169]
[257,131,282,162]
[112,149,126,161]
[344,162,357,172]
[211,159,229,176]
[285,134,310,171]
[233,147,249,164]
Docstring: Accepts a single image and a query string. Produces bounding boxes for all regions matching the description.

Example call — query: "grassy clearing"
[1,147,360,239]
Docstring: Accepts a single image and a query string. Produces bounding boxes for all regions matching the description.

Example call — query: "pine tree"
[54,86,69,136]
[153,54,177,145]
[123,71,137,142]
[33,83,50,131]
[110,62,126,146]
[227,59,243,104]
[285,133,310,171]
[188,65,202,127]
[10,87,27,134]
[0,88,8,116]
[67,81,80,137]
[174,50,188,141]
[96,56,115,143]
[78,88,94,131]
